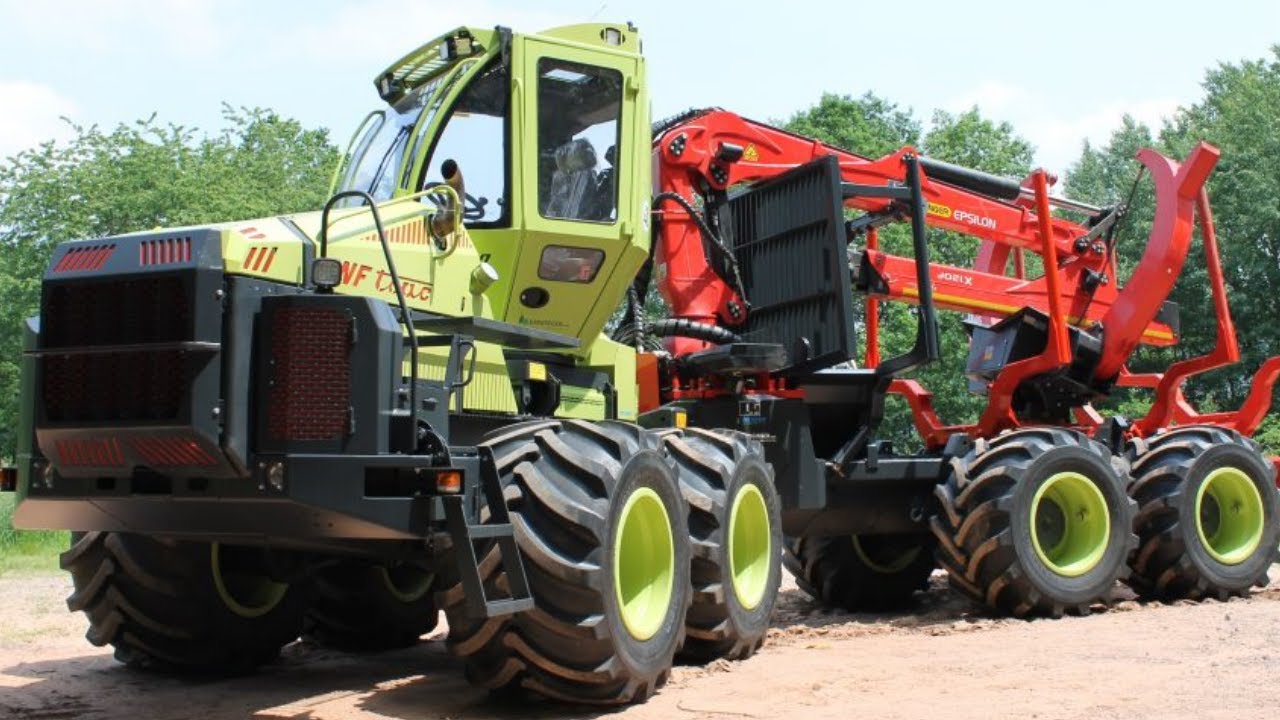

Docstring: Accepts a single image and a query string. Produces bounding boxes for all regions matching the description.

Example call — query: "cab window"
[421,61,509,226]
[536,59,622,223]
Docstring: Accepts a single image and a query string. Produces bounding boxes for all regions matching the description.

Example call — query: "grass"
[0,493,67,575]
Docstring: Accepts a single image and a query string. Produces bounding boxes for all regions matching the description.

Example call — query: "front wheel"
[62,532,308,672]
[441,420,691,705]
[930,428,1137,617]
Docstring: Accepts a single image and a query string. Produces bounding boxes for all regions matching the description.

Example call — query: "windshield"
[335,62,474,203]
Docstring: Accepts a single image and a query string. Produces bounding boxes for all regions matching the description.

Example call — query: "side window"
[421,62,509,226]
[536,58,622,223]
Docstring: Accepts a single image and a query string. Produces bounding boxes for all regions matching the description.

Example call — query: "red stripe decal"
[245,247,260,271]
[261,247,278,273]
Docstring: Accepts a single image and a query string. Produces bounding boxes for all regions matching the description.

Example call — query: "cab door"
[505,29,647,346]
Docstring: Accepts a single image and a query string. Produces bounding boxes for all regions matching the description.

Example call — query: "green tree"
[0,107,340,457]
[780,92,921,157]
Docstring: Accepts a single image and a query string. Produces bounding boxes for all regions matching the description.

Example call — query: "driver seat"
[543,138,597,220]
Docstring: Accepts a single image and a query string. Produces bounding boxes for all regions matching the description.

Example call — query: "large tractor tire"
[1123,425,1280,600]
[784,534,935,611]
[441,420,691,705]
[303,560,438,651]
[61,532,307,672]
[930,428,1137,617]
[661,428,782,662]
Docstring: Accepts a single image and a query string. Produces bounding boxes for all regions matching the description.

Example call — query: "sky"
[1,0,1276,173]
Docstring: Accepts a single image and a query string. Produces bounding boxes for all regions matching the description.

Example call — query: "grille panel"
[43,349,189,422]
[43,275,192,349]
[266,307,352,442]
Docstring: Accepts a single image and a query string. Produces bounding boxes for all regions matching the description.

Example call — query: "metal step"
[442,446,534,619]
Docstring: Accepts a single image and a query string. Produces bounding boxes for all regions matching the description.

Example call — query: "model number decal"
[937,271,974,286]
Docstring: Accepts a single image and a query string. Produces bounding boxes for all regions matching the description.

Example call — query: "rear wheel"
[1124,426,1280,600]
[661,428,782,662]
[62,532,307,672]
[930,428,1137,617]
[303,560,437,651]
[441,420,691,705]
[784,534,935,611]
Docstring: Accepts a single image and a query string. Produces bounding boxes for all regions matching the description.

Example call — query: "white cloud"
[0,0,223,57]
[0,82,79,159]
[945,81,1022,115]
[942,83,1181,173]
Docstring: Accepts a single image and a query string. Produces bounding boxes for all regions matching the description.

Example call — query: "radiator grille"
[266,307,352,442]
[43,275,192,348]
[42,349,188,422]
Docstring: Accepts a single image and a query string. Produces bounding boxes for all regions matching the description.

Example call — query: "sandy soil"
[2,567,1279,720]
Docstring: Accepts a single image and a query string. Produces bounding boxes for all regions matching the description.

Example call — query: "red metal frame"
[650,109,1279,448]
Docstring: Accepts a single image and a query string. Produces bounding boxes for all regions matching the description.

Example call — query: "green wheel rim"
[1195,466,1264,565]
[728,484,772,610]
[851,535,922,575]
[613,487,675,641]
[1029,472,1110,578]
[378,565,435,603]
[211,544,289,619]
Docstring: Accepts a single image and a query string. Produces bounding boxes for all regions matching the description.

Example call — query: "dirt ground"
[2,566,1279,720]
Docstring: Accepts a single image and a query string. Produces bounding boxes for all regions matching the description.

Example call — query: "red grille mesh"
[52,244,116,273]
[139,237,192,266]
[131,435,217,466]
[266,308,352,442]
[56,437,125,467]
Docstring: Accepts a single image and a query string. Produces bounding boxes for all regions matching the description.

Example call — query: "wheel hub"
[614,487,675,641]
[728,484,771,610]
[1195,466,1264,565]
[851,535,923,575]
[378,565,435,603]
[1029,472,1111,578]
[211,544,289,619]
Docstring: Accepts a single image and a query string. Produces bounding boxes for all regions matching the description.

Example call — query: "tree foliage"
[0,107,339,456]
[780,92,921,157]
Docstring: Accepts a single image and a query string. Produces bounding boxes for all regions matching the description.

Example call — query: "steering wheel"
[423,182,488,221]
